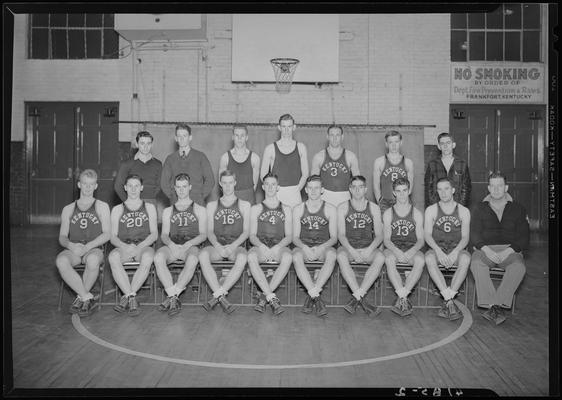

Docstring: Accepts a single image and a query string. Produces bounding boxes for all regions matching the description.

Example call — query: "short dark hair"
[136,131,153,143]
[488,171,507,184]
[279,114,295,125]
[392,177,410,191]
[437,132,454,143]
[175,173,191,184]
[327,125,343,135]
[175,124,191,135]
[350,175,367,185]
[232,125,248,134]
[220,169,237,181]
[306,174,323,185]
[262,172,279,183]
[125,174,143,185]
[436,177,453,187]
[385,130,402,141]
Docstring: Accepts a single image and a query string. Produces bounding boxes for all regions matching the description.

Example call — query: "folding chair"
[471,267,517,314]
[57,244,107,310]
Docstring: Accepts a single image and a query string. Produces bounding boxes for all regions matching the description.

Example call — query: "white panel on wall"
[231,14,339,83]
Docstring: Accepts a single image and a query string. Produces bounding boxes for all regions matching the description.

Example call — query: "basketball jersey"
[169,203,199,244]
[227,150,254,191]
[257,202,286,247]
[380,155,408,201]
[118,201,150,244]
[214,199,244,245]
[320,149,352,192]
[390,205,418,251]
[300,201,330,246]
[433,203,462,253]
[271,141,301,186]
[345,200,375,249]
[69,200,102,244]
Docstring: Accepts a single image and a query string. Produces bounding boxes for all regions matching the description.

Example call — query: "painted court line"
[72,301,473,370]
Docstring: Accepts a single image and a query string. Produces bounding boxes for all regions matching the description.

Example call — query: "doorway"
[450,104,545,230]
[26,102,120,224]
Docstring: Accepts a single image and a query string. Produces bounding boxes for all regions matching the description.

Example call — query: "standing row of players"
[57,164,528,328]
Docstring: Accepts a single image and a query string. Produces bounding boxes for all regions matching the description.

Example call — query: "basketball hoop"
[270,58,299,93]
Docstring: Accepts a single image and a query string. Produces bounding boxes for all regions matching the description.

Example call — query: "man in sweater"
[470,172,529,325]
[114,131,163,220]
[424,132,471,208]
[161,124,215,206]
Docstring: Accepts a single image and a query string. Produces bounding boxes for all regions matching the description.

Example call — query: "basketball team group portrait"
[5,5,557,398]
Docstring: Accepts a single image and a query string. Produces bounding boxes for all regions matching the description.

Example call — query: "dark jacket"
[470,195,530,253]
[424,155,471,207]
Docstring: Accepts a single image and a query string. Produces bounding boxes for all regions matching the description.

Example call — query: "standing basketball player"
[310,125,360,207]
[292,175,338,317]
[424,178,471,321]
[247,173,293,315]
[108,174,158,316]
[336,175,385,316]
[373,131,414,213]
[383,177,425,317]
[218,125,260,204]
[199,170,251,314]
[56,169,111,317]
[154,173,207,317]
[260,114,308,207]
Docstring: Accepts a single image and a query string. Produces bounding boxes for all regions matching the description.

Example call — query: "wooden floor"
[7,225,551,395]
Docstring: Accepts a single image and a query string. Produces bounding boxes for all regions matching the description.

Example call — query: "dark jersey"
[118,201,150,244]
[433,203,462,253]
[257,202,286,247]
[271,141,301,186]
[169,203,199,244]
[345,200,375,249]
[69,200,102,244]
[390,205,418,251]
[214,198,244,245]
[227,150,254,191]
[380,155,408,201]
[300,201,330,246]
[320,149,352,192]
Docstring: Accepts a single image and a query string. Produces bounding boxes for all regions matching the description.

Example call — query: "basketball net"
[270,58,299,94]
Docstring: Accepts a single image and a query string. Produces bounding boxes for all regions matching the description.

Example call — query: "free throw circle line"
[72,301,473,370]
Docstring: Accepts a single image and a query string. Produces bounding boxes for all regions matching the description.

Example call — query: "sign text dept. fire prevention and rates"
[451,63,544,104]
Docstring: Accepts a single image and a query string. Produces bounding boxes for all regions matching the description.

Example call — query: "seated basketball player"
[424,177,471,321]
[247,173,293,315]
[154,173,207,317]
[292,175,338,317]
[56,169,111,317]
[336,175,385,316]
[383,177,425,317]
[108,174,158,316]
[199,170,251,314]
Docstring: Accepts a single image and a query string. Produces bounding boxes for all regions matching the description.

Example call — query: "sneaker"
[78,297,97,318]
[493,306,506,325]
[168,295,180,317]
[114,295,129,313]
[158,296,172,312]
[343,297,359,314]
[314,297,328,317]
[359,298,381,317]
[254,295,267,313]
[270,297,285,316]
[401,298,413,317]
[69,296,83,314]
[301,295,314,314]
[390,297,403,316]
[447,300,462,321]
[218,295,236,314]
[202,296,220,312]
[437,301,449,319]
[128,296,141,317]
[481,305,498,322]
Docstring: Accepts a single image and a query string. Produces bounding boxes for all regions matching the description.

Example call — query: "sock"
[265,293,276,302]
[213,287,227,298]
[127,292,136,297]
[308,286,320,298]
[81,292,94,301]
[395,287,406,298]
[165,286,176,297]
[449,288,458,299]
[441,288,452,301]
[356,288,367,298]
[352,292,362,301]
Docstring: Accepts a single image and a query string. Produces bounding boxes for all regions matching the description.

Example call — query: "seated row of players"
[57,168,477,324]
